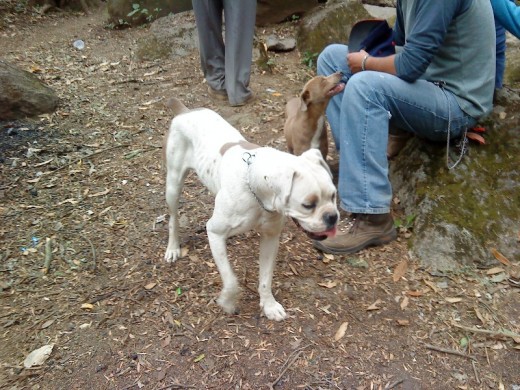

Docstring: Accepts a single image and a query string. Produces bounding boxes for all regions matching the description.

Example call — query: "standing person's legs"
[222,0,256,106]
[192,0,226,93]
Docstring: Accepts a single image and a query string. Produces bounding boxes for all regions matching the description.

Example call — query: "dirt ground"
[1,4,519,390]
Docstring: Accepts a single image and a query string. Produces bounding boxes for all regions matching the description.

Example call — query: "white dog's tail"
[165,97,190,116]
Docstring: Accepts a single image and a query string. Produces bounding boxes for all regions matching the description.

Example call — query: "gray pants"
[192,0,256,106]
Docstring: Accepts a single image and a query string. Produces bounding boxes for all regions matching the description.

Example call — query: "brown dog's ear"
[299,90,310,112]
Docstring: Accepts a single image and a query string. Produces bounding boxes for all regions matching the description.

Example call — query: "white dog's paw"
[262,300,287,321]
[217,288,240,315]
[164,246,181,263]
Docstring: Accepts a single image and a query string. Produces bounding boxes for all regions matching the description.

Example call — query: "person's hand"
[347,49,369,73]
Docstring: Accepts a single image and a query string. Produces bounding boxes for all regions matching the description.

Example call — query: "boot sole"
[313,230,397,255]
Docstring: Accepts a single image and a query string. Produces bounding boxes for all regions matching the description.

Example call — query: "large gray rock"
[107,0,325,28]
[296,0,376,59]
[0,60,59,120]
[106,0,192,27]
[390,111,519,271]
[504,33,520,85]
[256,0,325,26]
[135,11,198,61]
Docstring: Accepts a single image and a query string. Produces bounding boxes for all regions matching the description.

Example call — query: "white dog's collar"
[242,152,274,213]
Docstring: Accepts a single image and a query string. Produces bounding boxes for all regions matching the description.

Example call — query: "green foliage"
[15,1,29,13]
[394,214,416,232]
[302,51,319,69]
[127,3,162,22]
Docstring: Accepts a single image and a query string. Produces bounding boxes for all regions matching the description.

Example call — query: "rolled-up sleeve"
[394,0,464,82]
[491,0,520,38]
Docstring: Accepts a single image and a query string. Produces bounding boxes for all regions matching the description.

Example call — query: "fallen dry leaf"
[393,259,408,282]
[396,319,409,326]
[41,319,54,329]
[88,188,110,198]
[445,297,462,303]
[322,253,334,263]
[144,282,157,290]
[318,280,337,289]
[406,290,424,297]
[474,307,487,325]
[490,248,511,266]
[288,263,298,275]
[334,321,349,341]
[161,335,171,348]
[367,299,382,311]
[486,267,505,275]
[400,295,409,310]
[24,344,54,368]
[423,279,440,293]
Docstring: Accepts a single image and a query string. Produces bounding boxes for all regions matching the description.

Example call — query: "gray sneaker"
[207,85,228,101]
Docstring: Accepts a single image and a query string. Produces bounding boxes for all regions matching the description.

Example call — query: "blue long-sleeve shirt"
[491,0,520,38]
[393,0,495,119]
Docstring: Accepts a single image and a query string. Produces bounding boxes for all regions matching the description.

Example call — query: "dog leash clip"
[242,152,256,165]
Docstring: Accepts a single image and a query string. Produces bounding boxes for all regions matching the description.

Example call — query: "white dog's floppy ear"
[264,169,297,208]
[300,149,332,178]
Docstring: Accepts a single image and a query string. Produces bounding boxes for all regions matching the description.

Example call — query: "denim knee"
[317,44,349,77]
[343,72,375,101]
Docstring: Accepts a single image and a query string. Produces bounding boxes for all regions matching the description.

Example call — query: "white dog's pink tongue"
[323,226,337,238]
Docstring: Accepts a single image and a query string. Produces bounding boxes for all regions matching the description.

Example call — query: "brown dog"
[283,72,344,160]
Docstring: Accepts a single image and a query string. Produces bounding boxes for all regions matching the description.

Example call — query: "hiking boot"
[387,128,412,159]
[230,92,255,107]
[207,85,228,101]
[313,213,397,254]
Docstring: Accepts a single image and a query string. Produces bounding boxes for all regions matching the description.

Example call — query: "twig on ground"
[268,344,311,390]
[79,233,96,271]
[42,144,131,176]
[451,321,520,340]
[384,379,404,390]
[424,343,476,361]
[89,291,114,304]
[42,238,52,274]
[156,383,196,390]
[472,360,480,384]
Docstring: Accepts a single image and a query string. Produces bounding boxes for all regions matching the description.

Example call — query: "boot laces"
[338,213,359,234]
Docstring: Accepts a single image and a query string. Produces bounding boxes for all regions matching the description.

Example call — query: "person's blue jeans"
[317,44,477,214]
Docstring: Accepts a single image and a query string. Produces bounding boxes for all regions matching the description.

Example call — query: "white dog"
[163,98,338,321]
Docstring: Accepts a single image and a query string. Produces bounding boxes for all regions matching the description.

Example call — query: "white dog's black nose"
[323,212,338,227]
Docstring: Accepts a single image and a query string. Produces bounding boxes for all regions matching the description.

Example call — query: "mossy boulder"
[504,36,520,85]
[296,0,371,59]
[390,109,519,271]
[256,0,325,26]
[106,0,192,28]
[135,11,198,61]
